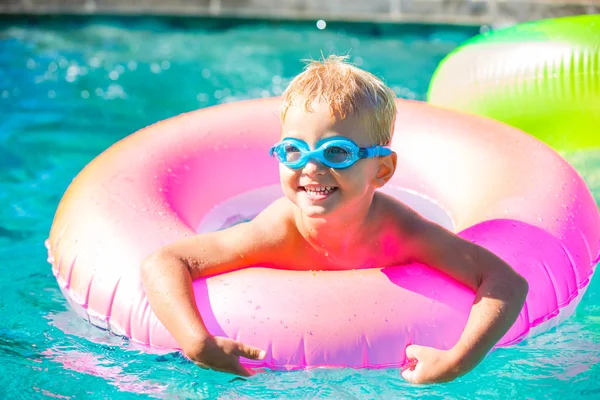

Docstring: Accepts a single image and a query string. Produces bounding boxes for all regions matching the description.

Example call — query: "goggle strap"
[361,146,392,158]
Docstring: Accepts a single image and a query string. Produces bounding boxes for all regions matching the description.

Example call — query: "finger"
[230,360,254,377]
[405,344,422,360]
[234,343,267,360]
[197,360,252,377]
[401,366,416,383]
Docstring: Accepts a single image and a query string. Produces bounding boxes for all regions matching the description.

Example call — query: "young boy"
[141,55,528,384]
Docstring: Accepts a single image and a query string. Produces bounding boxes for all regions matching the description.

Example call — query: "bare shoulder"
[372,191,465,267]
[244,196,297,245]
[372,191,428,238]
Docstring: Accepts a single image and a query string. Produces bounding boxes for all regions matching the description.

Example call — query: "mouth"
[299,185,338,199]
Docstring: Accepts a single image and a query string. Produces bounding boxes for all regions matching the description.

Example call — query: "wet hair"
[281,55,397,145]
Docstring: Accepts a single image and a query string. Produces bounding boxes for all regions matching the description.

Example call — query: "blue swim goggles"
[269,137,393,169]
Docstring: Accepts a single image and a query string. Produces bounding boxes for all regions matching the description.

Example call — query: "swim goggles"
[269,137,392,169]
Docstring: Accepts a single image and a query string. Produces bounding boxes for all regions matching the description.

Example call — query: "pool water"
[2,15,600,399]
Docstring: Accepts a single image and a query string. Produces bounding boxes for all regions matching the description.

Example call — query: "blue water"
[2,15,600,399]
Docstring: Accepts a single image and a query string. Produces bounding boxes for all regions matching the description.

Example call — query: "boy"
[141,55,528,384]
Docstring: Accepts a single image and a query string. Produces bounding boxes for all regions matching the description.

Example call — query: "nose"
[301,158,326,176]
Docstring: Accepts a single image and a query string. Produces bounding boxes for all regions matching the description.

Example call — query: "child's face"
[279,101,389,218]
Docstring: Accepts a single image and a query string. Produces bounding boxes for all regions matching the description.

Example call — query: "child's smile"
[300,184,339,201]
[278,101,386,218]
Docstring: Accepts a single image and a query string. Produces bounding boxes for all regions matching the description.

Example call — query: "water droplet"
[226,319,230,324]
[251,315,255,319]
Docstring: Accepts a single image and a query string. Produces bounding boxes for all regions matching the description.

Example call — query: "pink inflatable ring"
[46,98,600,369]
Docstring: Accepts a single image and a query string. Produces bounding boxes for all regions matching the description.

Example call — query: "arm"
[400,214,528,384]
[141,200,291,375]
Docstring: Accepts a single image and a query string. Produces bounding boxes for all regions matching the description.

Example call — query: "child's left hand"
[401,344,463,384]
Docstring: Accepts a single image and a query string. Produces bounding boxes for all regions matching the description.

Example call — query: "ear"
[373,151,397,188]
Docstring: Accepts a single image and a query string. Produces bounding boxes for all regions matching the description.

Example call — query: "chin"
[300,206,332,218]
[298,200,342,219]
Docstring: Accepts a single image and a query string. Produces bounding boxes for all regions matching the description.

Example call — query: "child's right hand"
[141,205,287,377]
[184,335,267,377]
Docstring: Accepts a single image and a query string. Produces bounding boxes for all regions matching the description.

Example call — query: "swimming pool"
[2,15,600,399]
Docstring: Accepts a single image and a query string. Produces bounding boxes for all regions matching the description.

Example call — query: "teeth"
[304,186,336,194]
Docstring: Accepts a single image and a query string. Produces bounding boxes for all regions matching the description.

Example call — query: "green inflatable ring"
[428,15,600,151]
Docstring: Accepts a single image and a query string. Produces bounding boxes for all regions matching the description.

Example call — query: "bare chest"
[285,232,405,271]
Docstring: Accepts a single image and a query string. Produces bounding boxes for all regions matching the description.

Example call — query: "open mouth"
[300,186,338,197]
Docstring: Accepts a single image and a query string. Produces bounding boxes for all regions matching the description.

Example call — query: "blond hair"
[281,55,397,145]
